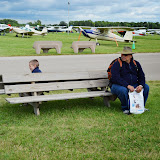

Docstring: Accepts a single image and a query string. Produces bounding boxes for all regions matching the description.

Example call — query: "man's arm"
[136,61,145,87]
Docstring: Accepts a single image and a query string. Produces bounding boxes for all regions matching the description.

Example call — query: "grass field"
[0,81,160,159]
[0,32,160,159]
[0,32,160,56]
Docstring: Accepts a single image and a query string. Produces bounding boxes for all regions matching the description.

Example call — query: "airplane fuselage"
[13,25,47,37]
[47,26,72,33]
[82,29,126,42]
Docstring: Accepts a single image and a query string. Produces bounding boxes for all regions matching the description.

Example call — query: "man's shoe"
[123,110,130,114]
[144,108,149,111]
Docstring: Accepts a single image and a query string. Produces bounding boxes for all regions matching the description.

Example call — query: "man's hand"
[127,85,134,92]
[135,85,143,93]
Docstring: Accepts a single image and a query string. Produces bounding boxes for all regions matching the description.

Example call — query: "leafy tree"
[0,19,19,26]
[0,19,160,29]
[59,21,67,26]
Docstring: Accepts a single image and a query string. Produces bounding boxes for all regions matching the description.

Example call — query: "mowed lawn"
[0,32,160,56]
[0,81,160,159]
[0,32,160,159]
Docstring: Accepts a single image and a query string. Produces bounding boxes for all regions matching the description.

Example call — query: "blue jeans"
[111,84,149,111]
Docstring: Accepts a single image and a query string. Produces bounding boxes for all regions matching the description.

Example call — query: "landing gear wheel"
[96,42,100,46]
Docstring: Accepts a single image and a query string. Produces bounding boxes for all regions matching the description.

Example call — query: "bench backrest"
[2,70,108,94]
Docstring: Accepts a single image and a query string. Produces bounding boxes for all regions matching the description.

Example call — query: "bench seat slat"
[2,71,108,83]
[5,79,109,94]
[6,91,112,104]
[0,89,5,95]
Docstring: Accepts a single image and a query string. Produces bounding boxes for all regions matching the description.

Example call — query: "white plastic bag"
[129,89,144,114]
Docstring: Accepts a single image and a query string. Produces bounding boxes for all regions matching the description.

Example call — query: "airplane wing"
[73,26,133,33]
[0,28,10,32]
[73,26,93,29]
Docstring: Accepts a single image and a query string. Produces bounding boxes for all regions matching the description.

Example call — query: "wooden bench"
[72,41,96,53]
[33,41,62,54]
[2,70,114,116]
[0,75,5,95]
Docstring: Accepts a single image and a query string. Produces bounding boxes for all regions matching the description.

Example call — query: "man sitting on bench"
[110,47,149,114]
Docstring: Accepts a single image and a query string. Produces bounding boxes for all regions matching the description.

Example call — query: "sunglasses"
[122,54,131,56]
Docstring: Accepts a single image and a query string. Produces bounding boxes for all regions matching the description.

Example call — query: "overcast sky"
[0,0,160,25]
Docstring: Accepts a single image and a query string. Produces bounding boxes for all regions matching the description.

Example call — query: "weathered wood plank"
[2,71,108,83]
[6,91,113,104]
[0,89,5,95]
[5,79,109,94]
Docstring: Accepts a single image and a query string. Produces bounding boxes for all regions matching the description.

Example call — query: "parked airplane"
[0,24,12,35]
[75,26,133,45]
[132,29,146,36]
[13,24,48,37]
[13,26,34,37]
[47,26,73,33]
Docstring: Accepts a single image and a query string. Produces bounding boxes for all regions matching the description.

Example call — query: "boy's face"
[29,63,36,72]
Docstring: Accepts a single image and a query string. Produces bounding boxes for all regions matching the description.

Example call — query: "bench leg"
[90,46,95,53]
[42,49,49,53]
[33,102,40,116]
[73,47,78,53]
[78,48,85,53]
[35,48,41,54]
[55,47,61,54]
[103,96,110,107]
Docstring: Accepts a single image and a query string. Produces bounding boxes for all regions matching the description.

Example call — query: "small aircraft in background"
[132,27,146,36]
[13,24,48,37]
[47,26,73,33]
[0,24,12,36]
[74,26,134,46]
[147,29,160,35]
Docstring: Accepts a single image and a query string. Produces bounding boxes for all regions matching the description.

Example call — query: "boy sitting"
[29,59,42,73]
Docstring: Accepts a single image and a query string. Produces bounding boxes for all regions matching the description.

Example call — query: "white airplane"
[47,26,73,33]
[132,29,146,36]
[13,24,48,37]
[0,24,12,35]
[75,26,133,45]
[147,29,160,35]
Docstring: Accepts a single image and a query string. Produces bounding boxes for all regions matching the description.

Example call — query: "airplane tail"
[124,31,133,42]
[8,24,13,31]
[68,26,73,31]
[25,24,30,28]
[42,27,48,33]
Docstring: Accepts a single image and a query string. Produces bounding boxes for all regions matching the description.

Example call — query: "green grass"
[0,81,160,159]
[0,33,160,56]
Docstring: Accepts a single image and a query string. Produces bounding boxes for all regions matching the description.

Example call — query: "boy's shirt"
[32,67,42,73]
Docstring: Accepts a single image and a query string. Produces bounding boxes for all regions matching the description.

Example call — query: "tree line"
[69,20,160,29]
[0,19,160,29]
[0,19,42,27]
